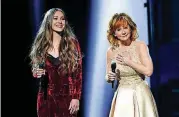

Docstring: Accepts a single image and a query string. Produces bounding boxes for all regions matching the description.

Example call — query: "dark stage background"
[2,0,179,117]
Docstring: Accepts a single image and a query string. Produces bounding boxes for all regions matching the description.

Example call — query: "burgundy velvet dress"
[36,41,82,117]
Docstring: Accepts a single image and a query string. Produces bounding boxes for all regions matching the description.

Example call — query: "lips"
[55,25,63,28]
[121,34,128,37]
[54,22,64,28]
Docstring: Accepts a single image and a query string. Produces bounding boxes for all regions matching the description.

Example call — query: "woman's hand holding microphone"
[32,66,45,78]
[106,69,120,83]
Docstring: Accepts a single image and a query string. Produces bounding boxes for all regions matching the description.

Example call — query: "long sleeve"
[69,40,82,100]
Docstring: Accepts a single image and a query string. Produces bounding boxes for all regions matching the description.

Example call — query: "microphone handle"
[112,81,114,88]
[39,64,47,100]
[112,69,115,88]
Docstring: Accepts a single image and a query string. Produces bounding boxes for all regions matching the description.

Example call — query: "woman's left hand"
[69,99,80,114]
[116,52,131,65]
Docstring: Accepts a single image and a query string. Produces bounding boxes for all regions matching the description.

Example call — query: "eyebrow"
[53,16,64,18]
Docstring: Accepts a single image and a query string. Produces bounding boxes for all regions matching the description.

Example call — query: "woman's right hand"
[32,68,45,78]
[106,71,117,82]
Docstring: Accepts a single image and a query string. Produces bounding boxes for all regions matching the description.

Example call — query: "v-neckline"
[47,53,59,59]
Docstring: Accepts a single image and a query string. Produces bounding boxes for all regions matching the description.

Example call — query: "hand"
[69,99,79,114]
[106,71,117,82]
[116,52,131,65]
[32,68,45,78]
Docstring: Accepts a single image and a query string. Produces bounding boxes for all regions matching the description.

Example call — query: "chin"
[120,38,129,41]
[54,29,64,33]
[57,30,63,32]
[120,35,130,41]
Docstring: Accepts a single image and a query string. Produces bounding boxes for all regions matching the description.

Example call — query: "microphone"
[39,62,48,100]
[111,61,116,88]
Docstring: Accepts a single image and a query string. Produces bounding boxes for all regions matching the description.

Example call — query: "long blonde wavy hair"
[107,13,139,47]
[29,8,82,74]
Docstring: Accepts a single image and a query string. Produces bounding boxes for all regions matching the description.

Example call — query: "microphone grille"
[111,60,116,68]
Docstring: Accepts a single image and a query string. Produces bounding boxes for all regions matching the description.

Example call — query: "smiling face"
[113,17,131,41]
[107,13,139,47]
[114,24,131,41]
[51,10,66,32]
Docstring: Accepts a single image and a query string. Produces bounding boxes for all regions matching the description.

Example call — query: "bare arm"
[105,48,112,82]
[105,47,118,82]
[127,42,153,77]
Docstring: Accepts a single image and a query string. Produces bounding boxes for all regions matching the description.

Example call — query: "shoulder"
[107,46,113,53]
[133,40,150,57]
[133,40,148,50]
[71,37,79,45]
[106,46,114,56]
[70,37,81,49]
[134,40,147,46]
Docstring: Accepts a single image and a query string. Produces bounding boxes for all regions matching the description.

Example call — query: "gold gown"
[108,42,159,117]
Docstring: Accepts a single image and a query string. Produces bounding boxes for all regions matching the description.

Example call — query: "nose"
[57,19,62,24]
[59,20,62,24]
[122,30,126,35]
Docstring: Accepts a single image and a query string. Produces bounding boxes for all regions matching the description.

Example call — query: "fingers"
[70,105,74,114]
[69,100,79,114]
[116,54,126,65]
[69,102,74,114]
[33,68,45,78]
[107,72,116,81]
[116,54,123,62]
[69,104,79,114]
[36,69,45,74]
[71,105,77,114]
[108,76,116,81]
[75,105,79,112]
[108,71,116,75]
[117,54,123,57]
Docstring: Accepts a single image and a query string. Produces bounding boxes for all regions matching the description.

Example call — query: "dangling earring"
[114,34,116,37]
[114,35,118,39]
